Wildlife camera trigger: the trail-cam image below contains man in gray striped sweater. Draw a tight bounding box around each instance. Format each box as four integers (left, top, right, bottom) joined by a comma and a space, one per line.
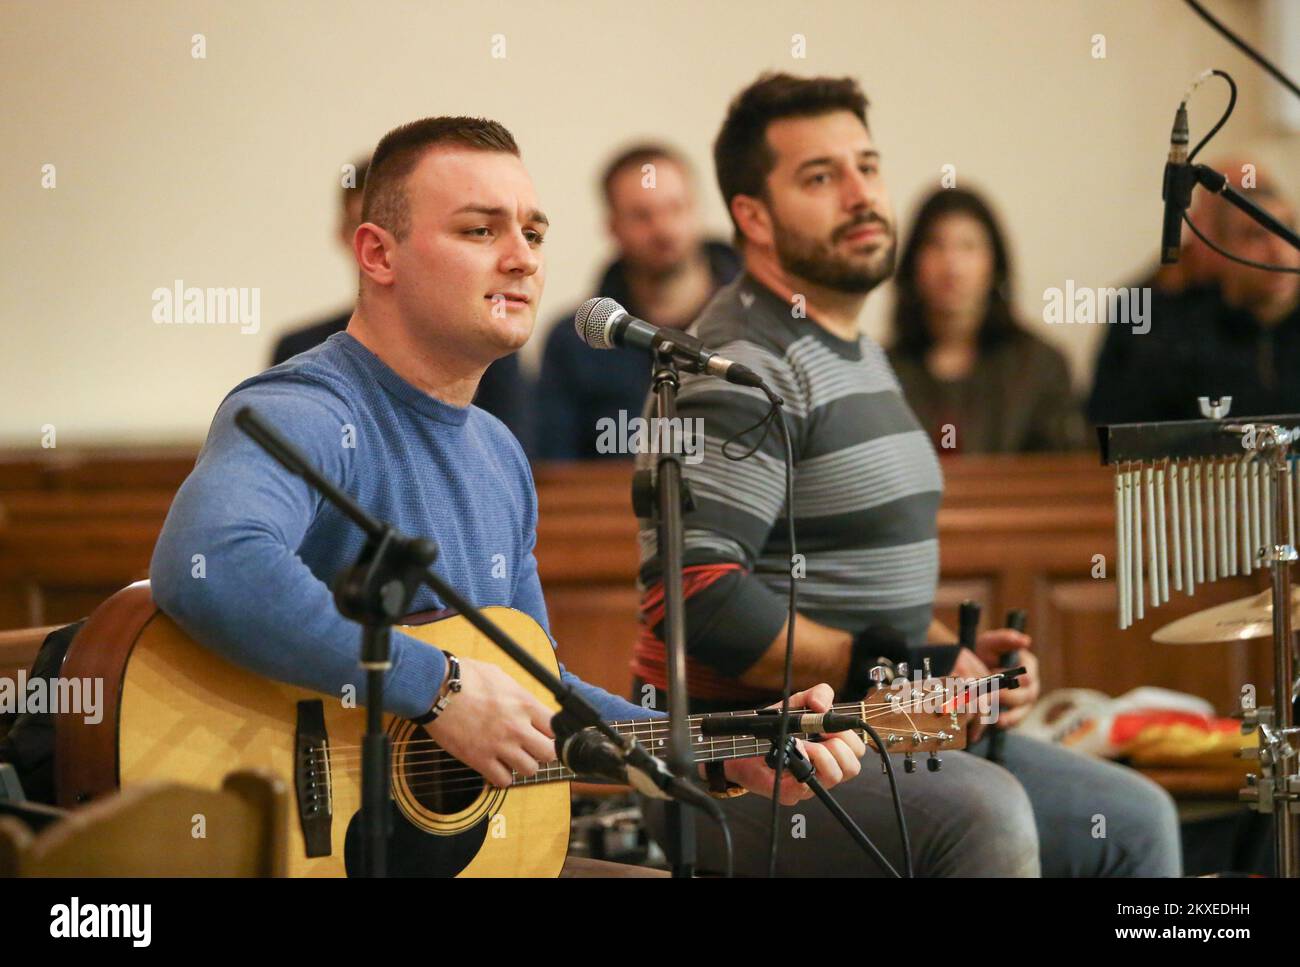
635, 72, 1180, 876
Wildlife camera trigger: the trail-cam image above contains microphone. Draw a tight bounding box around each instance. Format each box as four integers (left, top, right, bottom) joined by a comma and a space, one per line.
574, 297, 766, 389
699, 710, 866, 739
558, 728, 717, 812
558, 728, 637, 786
1160, 103, 1194, 264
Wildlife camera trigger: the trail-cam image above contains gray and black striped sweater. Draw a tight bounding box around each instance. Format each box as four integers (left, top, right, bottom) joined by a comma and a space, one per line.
633, 272, 944, 710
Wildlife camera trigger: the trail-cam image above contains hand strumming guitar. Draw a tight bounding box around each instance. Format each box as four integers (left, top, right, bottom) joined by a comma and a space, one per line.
425, 655, 557, 788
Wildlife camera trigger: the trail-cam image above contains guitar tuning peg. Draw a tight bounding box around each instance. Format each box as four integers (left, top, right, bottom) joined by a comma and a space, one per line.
903, 753, 916, 774
927, 751, 942, 773
870, 665, 889, 685
922, 657, 932, 679
897, 662, 909, 679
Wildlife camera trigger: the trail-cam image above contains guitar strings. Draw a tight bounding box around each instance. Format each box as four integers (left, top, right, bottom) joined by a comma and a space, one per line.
304, 711, 957, 798
375, 719, 955, 795
303, 692, 964, 768
388, 728, 962, 798
301, 693, 969, 798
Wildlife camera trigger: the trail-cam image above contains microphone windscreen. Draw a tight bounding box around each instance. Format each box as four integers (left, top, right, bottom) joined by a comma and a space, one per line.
573, 297, 624, 350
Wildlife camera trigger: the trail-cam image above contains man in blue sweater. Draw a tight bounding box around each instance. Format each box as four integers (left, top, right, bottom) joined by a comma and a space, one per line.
150, 116, 862, 816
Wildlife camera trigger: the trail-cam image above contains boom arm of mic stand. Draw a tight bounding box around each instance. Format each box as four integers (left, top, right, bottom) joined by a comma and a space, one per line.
1194, 165, 1300, 254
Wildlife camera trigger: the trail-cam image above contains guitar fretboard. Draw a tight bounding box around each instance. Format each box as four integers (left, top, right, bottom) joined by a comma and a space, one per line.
508, 697, 945, 787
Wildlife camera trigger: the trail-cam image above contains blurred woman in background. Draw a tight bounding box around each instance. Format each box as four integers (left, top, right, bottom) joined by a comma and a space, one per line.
887, 187, 1086, 454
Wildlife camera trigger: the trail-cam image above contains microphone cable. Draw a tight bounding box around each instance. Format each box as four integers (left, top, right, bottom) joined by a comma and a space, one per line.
721, 382, 798, 877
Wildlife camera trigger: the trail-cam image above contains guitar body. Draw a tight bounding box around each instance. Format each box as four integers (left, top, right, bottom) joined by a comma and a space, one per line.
69, 585, 568, 877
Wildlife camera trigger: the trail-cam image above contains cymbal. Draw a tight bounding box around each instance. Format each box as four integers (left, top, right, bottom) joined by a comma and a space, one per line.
1152, 588, 1300, 644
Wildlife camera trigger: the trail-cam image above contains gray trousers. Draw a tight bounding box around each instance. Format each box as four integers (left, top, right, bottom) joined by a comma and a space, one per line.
644, 732, 1182, 876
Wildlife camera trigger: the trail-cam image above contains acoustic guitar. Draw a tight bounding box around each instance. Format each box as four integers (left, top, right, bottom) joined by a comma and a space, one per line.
56, 582, 969, 877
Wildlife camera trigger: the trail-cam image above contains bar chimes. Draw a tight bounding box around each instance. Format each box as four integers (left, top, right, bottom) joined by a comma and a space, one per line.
1101, 412, 1300, 630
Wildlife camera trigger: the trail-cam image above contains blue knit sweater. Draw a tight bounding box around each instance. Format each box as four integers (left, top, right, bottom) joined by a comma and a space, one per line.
151, 331, 657, 722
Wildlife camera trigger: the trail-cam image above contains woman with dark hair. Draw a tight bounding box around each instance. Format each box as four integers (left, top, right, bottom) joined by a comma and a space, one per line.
887, 187, 1086, 454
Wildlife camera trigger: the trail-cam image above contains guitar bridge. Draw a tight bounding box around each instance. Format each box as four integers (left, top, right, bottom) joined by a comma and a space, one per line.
294, 700, 333, 858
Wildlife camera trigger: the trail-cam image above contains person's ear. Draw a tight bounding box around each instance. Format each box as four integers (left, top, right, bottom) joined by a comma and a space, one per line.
353, 222, 397, 288
731, 194, 773, 249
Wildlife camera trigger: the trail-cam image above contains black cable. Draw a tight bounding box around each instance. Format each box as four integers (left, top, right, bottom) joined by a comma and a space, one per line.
1173, 66, 1298, 275
722, 387, 798, 877
697, 795, 734, 878
1184, 211, 1300, 275
804, 772, 899, 877
1183, 0, 1300, 103
859, 719, 913, 878
1187, 69, 1236, 162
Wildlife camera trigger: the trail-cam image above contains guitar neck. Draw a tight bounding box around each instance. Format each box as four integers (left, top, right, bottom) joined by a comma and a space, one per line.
513, 700, 872, 788
607, 701, 875, 765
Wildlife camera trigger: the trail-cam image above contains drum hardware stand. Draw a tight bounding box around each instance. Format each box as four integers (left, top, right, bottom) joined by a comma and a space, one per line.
1225, 417, 1300, 878
1100, 403, 1300, 876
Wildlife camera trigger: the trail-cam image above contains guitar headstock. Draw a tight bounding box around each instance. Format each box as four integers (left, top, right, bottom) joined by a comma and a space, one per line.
852, 676, 982, 755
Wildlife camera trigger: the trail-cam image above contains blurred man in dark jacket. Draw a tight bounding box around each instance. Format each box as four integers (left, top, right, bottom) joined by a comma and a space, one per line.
1087, 164, 1299, 425
535, 144, 739, 460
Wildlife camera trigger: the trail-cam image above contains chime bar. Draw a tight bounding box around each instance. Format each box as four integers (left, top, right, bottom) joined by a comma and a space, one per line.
1097, 414, 1300, 464
1102, 416, 1300, 632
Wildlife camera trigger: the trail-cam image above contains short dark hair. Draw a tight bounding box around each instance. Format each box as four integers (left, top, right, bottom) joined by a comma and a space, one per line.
713, 72, 870, 245
600, 143, 690, 207
890, 187, 1019, 358
361, 116, 520, 240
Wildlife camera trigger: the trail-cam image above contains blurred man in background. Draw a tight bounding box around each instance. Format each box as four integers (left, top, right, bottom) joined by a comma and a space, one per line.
1087, 162, 1300, 424
534, 144, 739, 459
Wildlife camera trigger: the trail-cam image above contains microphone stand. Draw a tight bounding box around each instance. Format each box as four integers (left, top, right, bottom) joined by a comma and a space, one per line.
764, 735, 900, 877
643, 344, 698, 878
233, 405, 700, 876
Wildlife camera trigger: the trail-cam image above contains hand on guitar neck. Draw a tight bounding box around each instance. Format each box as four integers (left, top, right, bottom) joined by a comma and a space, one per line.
429, 658, 865, 802
716, 683, 866, 805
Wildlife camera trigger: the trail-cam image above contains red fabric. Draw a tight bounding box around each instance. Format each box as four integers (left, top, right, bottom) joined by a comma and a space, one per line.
1108, 710, 1240, 745
632, 564, 775, 703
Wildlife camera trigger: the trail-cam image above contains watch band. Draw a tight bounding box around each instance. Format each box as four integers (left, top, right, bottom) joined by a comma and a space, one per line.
412, 651, 461, 725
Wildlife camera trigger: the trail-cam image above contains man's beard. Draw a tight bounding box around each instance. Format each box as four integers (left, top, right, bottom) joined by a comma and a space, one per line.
632, 245, 694, 284
772, 214, 896, 294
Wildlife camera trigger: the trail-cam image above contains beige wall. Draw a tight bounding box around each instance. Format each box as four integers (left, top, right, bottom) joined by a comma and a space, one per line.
2, 0, 1294, 447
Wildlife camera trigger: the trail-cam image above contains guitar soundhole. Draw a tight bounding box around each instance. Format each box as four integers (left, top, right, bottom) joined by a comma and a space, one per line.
405, 726, 483, 815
